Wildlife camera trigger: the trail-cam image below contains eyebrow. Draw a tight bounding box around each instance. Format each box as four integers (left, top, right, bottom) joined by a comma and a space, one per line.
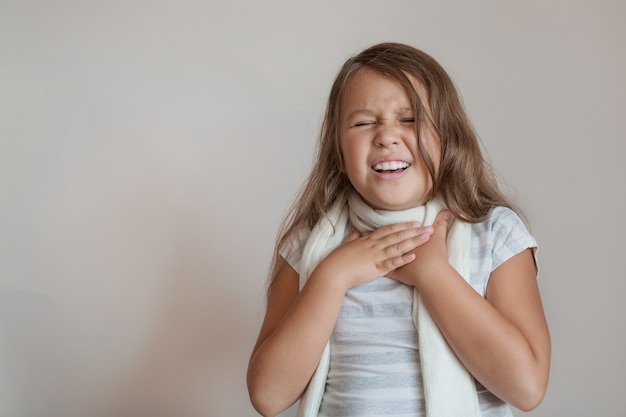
345, 107, 413, 119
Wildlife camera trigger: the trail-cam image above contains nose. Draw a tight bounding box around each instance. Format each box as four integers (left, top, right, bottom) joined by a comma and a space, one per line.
374, 125, 400, 148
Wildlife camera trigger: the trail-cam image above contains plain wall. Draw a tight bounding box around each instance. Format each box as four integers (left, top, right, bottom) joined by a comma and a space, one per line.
1, 1, 625, 416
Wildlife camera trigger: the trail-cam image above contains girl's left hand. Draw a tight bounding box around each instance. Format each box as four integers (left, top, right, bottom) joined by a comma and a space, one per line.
389, 209, 550, 411
388, 210, 452, 287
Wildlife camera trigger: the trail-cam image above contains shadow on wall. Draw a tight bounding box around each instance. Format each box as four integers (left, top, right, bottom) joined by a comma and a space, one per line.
113, 236, 251, 417
2, 223, 253, 417
0, 136, 257, 417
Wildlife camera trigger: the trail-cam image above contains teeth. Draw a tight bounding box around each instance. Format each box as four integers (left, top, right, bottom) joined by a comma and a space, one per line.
373, 161, 409, 171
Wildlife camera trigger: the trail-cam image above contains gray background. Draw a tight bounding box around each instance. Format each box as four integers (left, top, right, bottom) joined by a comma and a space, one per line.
1, 1, 624, 416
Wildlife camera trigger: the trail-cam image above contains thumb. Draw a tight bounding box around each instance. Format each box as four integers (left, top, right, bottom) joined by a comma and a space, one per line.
433, 210, 453, 236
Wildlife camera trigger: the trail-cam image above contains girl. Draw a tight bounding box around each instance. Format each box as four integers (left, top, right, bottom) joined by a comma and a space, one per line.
247, 43, 550, 417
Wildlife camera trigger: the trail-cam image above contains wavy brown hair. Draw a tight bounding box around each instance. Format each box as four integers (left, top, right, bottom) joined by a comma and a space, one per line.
269, 42, 513, 288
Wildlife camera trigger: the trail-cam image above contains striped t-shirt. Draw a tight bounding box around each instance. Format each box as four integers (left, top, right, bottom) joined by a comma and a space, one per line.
281, 206, 537, 417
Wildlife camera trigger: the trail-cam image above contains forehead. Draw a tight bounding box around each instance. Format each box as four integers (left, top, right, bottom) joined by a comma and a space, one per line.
341, 68, 428, 113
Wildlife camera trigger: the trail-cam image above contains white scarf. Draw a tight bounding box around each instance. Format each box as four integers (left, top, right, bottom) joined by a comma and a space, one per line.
296, 191, 482, 417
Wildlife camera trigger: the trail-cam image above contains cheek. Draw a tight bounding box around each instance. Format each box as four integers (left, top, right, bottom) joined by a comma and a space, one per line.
419, 164, 433, 187
420, 129, 442, 174
339, 137, 358, 170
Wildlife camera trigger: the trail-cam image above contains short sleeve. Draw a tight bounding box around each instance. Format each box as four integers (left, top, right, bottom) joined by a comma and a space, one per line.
469, 206, 539, 295
487, 206, 538, 271
278, 226, 311, 275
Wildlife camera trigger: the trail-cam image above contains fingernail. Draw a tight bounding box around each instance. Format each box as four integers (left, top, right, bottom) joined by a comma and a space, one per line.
442, 211, 451, 220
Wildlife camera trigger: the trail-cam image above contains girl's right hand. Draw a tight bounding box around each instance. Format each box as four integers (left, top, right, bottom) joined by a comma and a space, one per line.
248, 221, 432, 417
312, 221, 434, 289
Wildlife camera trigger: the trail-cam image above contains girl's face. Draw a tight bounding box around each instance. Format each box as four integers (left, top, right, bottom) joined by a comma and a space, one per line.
339, 68, 440, 211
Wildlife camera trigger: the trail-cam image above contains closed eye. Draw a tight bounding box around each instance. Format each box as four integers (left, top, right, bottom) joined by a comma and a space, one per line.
400, 118, 415, 123
353, 121, 376, 127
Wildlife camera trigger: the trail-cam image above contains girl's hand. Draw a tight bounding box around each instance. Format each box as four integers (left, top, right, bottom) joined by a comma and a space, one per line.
312, 221, 434, 290
249, 221, 434, 416
388, 210, 452, 287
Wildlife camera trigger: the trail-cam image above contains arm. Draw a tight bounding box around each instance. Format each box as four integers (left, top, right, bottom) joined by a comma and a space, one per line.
390, 212, 550, 411
247, 222, 433, 417
246, 258, 346, 417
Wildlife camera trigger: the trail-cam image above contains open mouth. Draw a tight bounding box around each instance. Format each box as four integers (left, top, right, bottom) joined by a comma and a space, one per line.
372, 161, 410, 173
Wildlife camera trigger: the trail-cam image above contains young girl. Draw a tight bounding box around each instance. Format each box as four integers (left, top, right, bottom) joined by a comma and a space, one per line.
247, 43, 550, 417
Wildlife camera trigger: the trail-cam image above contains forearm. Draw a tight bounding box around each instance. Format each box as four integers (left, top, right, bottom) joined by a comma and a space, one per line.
414, 259, 550, 411
247, 267, 348, 416
247, 220, 450, 416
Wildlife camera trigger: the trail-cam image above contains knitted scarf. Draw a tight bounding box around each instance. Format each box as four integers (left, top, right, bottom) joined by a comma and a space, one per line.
296, 191, 482, 417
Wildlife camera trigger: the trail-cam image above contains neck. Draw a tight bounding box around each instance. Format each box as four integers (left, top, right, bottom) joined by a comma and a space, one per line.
348, 191, 442, 233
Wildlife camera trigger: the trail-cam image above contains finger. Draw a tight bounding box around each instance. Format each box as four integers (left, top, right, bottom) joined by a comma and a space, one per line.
377, 223, 432, 245
370, 221, 422, 239
344, 228, 361, 243
378, 251, 416, 273
382, 227, 433, 255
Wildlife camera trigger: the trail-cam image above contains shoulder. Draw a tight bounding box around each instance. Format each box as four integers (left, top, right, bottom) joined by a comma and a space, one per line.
471, 206, 537, 272
278, 225, 311, 275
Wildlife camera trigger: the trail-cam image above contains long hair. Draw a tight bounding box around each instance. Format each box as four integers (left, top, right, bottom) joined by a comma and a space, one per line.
268, 42, 512, 289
